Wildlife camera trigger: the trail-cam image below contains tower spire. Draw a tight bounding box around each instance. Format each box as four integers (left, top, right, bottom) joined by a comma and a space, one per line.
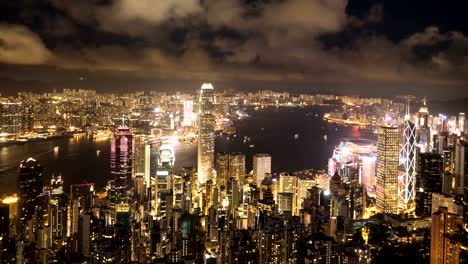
121, 113, 126, 127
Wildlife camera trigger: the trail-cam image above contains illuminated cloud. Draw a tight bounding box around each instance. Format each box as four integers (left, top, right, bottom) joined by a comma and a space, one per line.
0, 24, 52, 65
0, 1, 467, 97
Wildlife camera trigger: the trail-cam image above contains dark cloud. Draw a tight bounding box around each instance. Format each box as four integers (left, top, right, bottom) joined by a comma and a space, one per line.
0, 0, 467, 98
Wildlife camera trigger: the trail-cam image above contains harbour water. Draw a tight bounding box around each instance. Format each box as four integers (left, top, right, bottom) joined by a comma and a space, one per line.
0, 106, 373, 194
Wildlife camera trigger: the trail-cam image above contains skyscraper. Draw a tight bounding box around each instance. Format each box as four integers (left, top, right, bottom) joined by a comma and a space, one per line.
215, 153, 230, 189
415, 153, 443, 217
229, 153, 245, 185
110, 116, 133, 203
216, 152, 246, 189
198, 83, 215, 184
398, 103, 417, 208
430, 207, 462, 264
17, 158, 43, 238
417, 99, 431, 153
454, 141, 467, 195
376, 126, 400, 214
253, 154, 272, 186
458, 112, 465, 134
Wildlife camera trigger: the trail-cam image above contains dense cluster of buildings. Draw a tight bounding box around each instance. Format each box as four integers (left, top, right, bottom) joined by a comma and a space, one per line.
0, 85, 467, 263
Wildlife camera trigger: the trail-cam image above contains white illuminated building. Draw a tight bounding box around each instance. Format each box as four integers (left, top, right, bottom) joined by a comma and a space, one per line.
197, 83, 215, 184
253, 153, 272, 186
398, 103, 417, 208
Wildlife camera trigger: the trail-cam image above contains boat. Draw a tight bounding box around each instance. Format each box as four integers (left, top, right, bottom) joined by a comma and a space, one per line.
53, 146, 59, 152
96, 149, 101, 156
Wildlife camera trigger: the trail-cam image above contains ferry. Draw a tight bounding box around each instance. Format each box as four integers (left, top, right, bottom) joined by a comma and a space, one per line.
53, 146, 59, 153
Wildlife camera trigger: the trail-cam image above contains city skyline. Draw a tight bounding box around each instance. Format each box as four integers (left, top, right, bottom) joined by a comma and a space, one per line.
1, 1, 468, 263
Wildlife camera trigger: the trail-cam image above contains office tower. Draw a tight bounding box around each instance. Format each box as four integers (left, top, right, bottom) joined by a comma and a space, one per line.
279, 174, 299, 215
216, 152, 230, 189
458, 112, 465, 134
454, 141, 467, 195
49, 175, 68, 241
430, 207, 462, 264
17, 158, 43, 239
417, 99, 431, 153
198, 83, 215, 184
376, 126, 400, 214
150, 143, 175, 239
0, 102, 23, 134
110, 116, 133, 203
415, 153, 443, 217
216, 152, 246, 189
133, 135, 151, 200
69, 183, 94, 236
229, 153, 246, 185
253, 153, 272, 186
398, 103, 417, 208
442, 150, 455, 194
278, 193, 293, 215
79, 214, 91, 257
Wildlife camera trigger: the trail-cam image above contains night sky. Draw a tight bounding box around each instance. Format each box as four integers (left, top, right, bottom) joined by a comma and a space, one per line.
0, 0, 467, 98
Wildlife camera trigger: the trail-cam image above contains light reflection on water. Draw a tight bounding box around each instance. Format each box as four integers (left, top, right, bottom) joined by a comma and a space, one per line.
0, 106, 372, 194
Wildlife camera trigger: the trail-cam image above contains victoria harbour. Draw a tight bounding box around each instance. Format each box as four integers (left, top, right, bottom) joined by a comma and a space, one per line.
0, 106, 367, 194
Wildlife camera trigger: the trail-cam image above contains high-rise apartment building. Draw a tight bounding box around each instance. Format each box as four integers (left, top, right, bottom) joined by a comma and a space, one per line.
430, 207, 462, 264
253, 154, 272, 186
376, 126, 400, 214
0, 102, 25, 134
198, 83, 215, 184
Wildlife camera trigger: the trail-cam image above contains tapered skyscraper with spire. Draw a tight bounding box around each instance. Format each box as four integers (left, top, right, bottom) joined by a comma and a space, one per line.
399, 100, 417, 210
198, 83, 215, 184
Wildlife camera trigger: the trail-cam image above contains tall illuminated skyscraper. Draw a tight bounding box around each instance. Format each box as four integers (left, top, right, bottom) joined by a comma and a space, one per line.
197, 83, 215, 184
215, 152, 245, 189
253, 153, 272, 186
229, 153, 245, 185
454, 141, 467, 195
417, 99, 431, 153
110, 116, 133, 203
458, 112, 465, 134
376, 126, 400, 214
17, 158, 43, 238
398, 103, 417, 208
